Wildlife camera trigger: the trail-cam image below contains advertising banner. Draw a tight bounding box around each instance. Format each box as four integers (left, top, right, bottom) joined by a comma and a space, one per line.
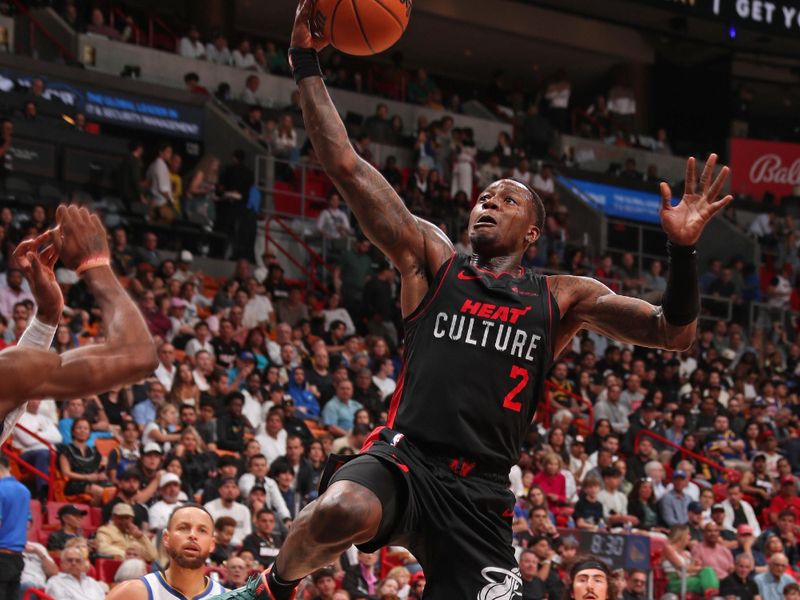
729, 137, 800, 199
0, 69, 203, 140
559, 177, 665, 224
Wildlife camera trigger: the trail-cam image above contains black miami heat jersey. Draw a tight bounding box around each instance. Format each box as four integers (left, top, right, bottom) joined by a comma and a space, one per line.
387, 253, 559, 473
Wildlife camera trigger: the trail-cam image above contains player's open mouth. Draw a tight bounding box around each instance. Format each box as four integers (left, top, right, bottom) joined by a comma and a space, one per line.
183, 545, 200, 554
474, 215, 497, 227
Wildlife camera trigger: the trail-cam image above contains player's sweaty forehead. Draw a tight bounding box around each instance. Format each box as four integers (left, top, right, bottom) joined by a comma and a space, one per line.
481, 179, 532, 203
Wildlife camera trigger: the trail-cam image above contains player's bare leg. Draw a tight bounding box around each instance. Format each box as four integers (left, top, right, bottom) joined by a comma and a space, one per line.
213, 481, 382, 600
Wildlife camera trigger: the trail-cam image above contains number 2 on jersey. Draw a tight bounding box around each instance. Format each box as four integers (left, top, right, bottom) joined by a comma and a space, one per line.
503, 365, 529, 412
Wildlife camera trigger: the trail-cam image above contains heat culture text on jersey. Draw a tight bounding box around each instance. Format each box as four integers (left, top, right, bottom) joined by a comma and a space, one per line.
433, 299, 542, 362
387, 254, 559, 472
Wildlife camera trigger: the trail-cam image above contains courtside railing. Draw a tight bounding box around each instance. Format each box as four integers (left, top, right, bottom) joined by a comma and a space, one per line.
634, 429, 738, 481
2, 422, 57, 502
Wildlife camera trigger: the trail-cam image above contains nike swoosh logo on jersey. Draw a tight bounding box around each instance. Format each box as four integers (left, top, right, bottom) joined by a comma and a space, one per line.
457, 270, 482, 280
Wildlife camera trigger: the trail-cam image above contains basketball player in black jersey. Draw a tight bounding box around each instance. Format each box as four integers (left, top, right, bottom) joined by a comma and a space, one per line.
213, 2, 732, 599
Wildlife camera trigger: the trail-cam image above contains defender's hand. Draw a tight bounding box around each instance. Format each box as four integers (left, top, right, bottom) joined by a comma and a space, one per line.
13, 231, 63, 326
52, 205, 111, 271
659, 153, 733, 246
291, 0, 330, 52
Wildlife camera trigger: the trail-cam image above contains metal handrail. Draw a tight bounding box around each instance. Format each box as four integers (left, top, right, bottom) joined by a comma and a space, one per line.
10, 0, 77, 62
634, 429, 737, 480
265, 214, 334, 293
3, 422, 58, 501
149, 14, 177, 50
541, 380, 594, 432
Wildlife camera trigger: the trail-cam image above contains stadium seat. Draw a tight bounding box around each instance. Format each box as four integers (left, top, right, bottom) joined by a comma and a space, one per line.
89, 507, 103, 528
273, 181, 301, 216
96, 558, 123, 584
94, 438, 119, 458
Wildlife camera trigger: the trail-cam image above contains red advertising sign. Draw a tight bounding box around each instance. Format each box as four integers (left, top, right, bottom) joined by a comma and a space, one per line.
730, 138, 800, 199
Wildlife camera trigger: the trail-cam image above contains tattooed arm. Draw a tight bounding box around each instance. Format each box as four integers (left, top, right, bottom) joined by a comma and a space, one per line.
292, 1, 453, 316
549, 275, 696, 357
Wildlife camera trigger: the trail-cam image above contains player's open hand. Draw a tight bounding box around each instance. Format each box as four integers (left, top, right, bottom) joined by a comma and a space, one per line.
52, 205, 111, 271
659, 153, 733, 246
13, 230, 63, 325
291, 0, 330, 52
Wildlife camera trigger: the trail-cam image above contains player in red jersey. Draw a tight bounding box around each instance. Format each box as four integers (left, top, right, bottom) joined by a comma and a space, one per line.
213, 2, 732, 599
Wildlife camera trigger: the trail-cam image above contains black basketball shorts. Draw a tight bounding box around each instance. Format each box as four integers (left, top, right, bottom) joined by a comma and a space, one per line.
320, 426, 522, 600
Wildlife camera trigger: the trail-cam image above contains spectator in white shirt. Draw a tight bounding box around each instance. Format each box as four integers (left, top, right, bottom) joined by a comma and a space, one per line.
233, 39, 257, 70
317, 192, 353, 241
206, 31, 232, 65
15, 399, 62, 497
0, 268, 34, 321
238, 454, 292, 522
146, 142, 173, 208
178, 25, 205, 60
185, 321, 215, 362
242, 278, 275, 330
511, 158, 532, 187
45, 546, 106, 600
154, 342, 177, 392
204, 478, 252, 545
147, 473, 185, 532
241, 74, 261, 105
372, 358, 396, 400
256, 406, 288, 465
21, 529, 58, 595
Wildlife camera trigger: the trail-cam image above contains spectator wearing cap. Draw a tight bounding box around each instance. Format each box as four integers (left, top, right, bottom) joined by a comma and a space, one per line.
770, 475, 800, 523
242, 508, 282, 568
44, 545, 105, 600
692, 521, 735, 581
409, 571, 425, 599
687, 501, 705, 542
310, 567, 337, 600
660, 469, 693, 527
135, 442, 166, 504
102, 468, 150, 527
216, 391, 250, 453
723, 482, 762, 536
47, 504, 86, 553
733, 524, 768, 573
228, 351, 258, 393
710, 503, 739, 550
568, 435, 589, 482
282, 396, 315, 443
755, 552, 794, 600
173, 250, 196, 283
257, 406, 288, 465
95, 503, 157, 561
668, 460, 701, 501
720, 552, 760, 600
147, 472, 186, 532
204, 477, 252, 545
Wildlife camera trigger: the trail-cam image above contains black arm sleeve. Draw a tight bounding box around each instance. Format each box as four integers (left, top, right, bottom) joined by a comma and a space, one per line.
661, 242, 700, 326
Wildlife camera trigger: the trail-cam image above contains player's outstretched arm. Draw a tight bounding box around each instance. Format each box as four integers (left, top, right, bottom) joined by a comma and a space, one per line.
0, 206, 157, 403
550, 154, 732, 355
290, 0, 453, 297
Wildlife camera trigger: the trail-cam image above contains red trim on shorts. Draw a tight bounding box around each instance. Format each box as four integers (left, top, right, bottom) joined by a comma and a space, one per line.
407, 254, 456, 323
386, 365, 406, 428
360, 425, 385, 453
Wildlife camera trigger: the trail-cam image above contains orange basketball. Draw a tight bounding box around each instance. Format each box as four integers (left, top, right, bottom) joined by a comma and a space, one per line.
314, 0, 411, 56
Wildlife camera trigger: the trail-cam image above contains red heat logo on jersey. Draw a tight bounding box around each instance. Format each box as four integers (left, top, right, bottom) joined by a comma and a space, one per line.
460, 299, 532, 324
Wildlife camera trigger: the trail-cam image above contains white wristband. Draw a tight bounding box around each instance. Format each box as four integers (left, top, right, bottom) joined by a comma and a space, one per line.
17, 316, 58, 349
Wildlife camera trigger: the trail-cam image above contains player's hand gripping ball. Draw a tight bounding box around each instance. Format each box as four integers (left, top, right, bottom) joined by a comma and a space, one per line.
313, 0, 411, 55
